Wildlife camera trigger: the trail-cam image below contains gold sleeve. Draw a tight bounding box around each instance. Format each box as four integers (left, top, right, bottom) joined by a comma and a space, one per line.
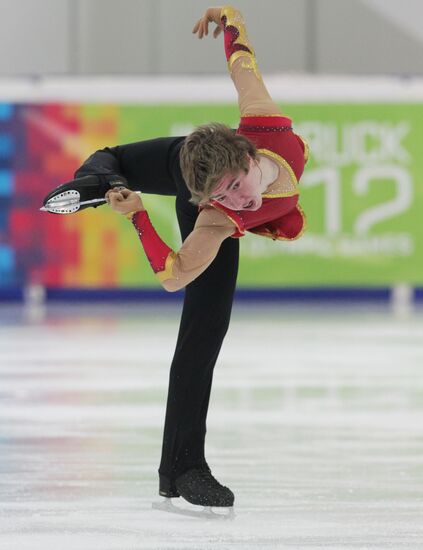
220, 6, 283, 117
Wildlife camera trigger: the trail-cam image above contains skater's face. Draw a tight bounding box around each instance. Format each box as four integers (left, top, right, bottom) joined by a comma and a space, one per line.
210, 156, 263, 211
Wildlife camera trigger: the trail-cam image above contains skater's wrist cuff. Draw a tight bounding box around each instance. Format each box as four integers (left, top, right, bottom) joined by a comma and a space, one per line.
221, 6, 255, 66
129, 210, 175, 279
125, 209, 144, 220
155, 251, 177, 283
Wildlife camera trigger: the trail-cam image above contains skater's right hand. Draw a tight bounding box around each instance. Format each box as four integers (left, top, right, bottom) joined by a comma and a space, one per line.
106, 188, 145, 215
192, 7, 224, 39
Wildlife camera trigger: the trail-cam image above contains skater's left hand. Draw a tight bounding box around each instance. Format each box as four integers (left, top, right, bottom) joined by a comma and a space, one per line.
106, 188, 145, 215
192, 7, 224, 39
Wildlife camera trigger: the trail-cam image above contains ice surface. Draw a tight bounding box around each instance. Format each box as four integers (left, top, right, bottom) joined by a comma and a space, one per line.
0, 302, 422, 549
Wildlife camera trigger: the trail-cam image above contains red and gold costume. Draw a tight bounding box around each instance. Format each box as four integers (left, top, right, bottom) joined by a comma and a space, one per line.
129, 5, 308, 291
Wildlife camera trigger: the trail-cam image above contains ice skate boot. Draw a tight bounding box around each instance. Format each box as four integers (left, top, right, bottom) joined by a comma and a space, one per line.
158, 474, 180, 498
40, 174, 128, 214
152, 467, 235, 520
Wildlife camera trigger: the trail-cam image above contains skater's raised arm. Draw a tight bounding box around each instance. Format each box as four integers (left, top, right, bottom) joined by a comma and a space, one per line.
106, 189, 235, 292
193, 6, 283, 117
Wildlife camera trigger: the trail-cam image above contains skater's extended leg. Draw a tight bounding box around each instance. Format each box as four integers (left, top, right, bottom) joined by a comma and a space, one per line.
42, 136, 186, 213
75, 136, 186, 196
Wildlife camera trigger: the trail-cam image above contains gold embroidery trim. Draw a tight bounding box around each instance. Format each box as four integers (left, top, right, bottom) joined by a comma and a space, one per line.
209, 202, 245, 236
249, 205, 307, 241
156, 250, 177, 283
125, 210, 138, 220
257, 148, 299, 197
294, 204, 307, 240
229, 52, 263, 82
262, 190, 299, 199
249, 227, 277, 240
301, 137, 310, 163
125, 209, 146, 220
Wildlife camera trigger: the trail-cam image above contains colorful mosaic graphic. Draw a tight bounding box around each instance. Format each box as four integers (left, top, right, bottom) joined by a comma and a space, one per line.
1, 104, 120, 287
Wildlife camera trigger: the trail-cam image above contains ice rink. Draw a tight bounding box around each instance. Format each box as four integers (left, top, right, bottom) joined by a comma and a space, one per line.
1, 301, 422, 549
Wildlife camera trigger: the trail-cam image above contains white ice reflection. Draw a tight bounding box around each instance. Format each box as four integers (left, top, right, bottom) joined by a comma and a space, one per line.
0, 302, 422, 549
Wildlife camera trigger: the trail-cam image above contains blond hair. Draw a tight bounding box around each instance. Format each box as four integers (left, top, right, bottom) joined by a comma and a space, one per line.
180, 122, 257, 205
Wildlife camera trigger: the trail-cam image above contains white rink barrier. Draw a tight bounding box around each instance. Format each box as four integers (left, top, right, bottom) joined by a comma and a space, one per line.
1, 74, 423, 103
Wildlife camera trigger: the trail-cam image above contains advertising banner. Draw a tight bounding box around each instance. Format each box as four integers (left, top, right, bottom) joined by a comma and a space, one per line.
0, 102, 421, 288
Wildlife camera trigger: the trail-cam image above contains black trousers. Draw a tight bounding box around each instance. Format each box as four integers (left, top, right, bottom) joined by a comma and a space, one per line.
77, 137, 239, 482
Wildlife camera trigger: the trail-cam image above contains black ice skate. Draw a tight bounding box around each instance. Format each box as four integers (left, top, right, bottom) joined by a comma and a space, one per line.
152, 467, 235, 520
40, 174, 128, 214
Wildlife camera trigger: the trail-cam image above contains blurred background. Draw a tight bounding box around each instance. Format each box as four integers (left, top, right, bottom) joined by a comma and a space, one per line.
0, 0, 422, 307
2, 0, 423, 76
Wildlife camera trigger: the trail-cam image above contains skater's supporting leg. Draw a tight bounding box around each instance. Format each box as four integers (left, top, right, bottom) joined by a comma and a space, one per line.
158, 196, 239, 483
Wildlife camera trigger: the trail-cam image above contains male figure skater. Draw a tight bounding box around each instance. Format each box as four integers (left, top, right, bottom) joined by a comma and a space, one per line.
43, 5, 308, 516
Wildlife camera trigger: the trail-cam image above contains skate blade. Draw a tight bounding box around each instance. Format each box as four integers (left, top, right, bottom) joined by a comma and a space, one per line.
152, 498, 235, 521
41, 190, 106, 214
